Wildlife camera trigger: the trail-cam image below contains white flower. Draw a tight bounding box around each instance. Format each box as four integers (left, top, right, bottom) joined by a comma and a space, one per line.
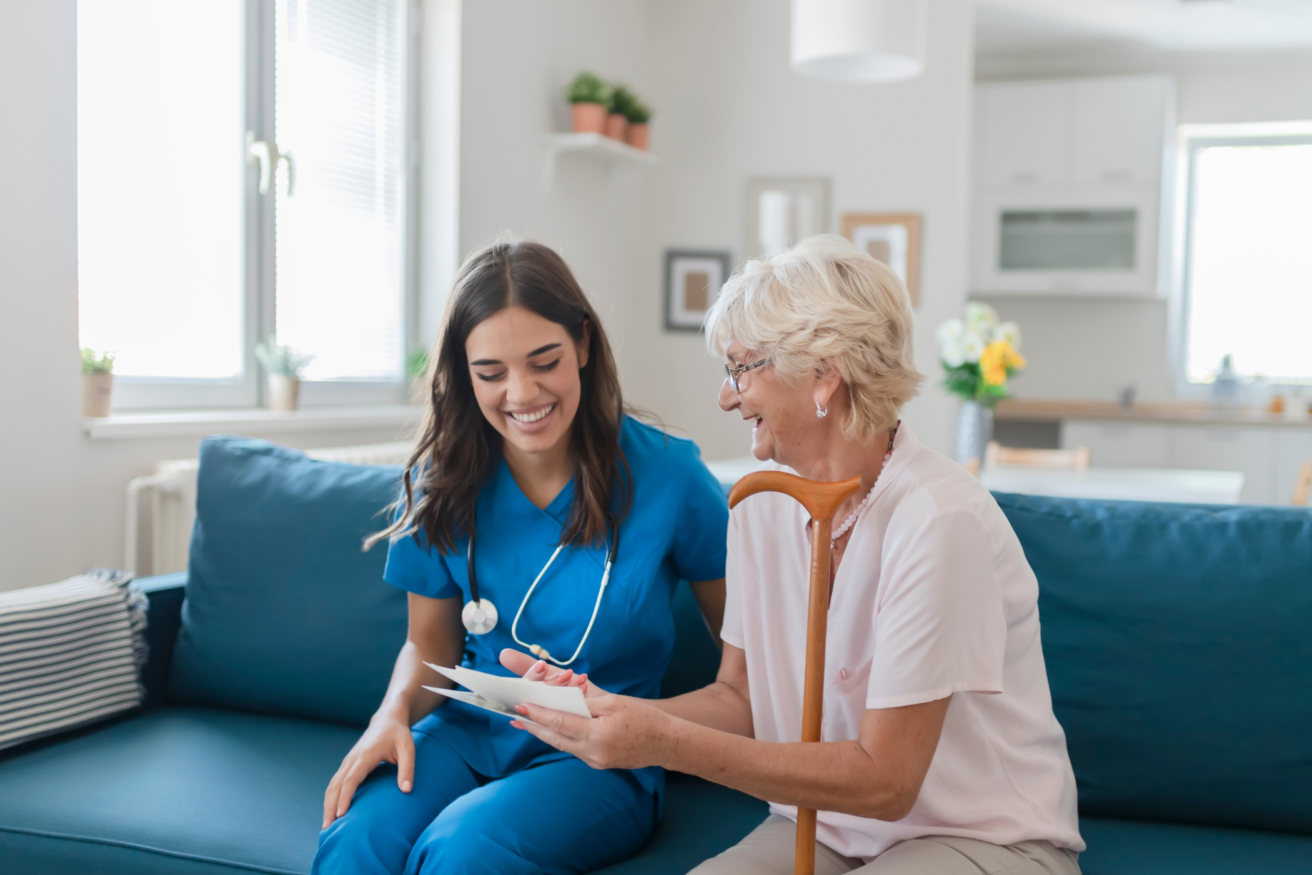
964, 302, 998, 332
993, 321, 1022, 348
961, 330, 987, 364
937, 319, 967, 367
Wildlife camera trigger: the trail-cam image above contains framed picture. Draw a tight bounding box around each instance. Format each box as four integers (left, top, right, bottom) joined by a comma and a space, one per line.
663, 249, 731, 332
745, 177, 831, 260
841, 212, 922, 308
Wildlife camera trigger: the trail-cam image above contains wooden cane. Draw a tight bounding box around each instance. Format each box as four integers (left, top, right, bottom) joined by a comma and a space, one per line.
728, 471, 862, 875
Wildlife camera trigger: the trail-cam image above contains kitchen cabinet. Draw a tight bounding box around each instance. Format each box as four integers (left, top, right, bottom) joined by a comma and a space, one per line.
1072, 77, 1171, 186
1276, 429, 1312, 505
979, 81, 1071, 188
971, 75, 1174, 298
1169, 425, 1278, 505
1061, 421, 1171, 468
1058, 418, 1310, 505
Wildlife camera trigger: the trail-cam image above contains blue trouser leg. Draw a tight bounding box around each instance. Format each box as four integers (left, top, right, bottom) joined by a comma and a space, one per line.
403, 756, 656, 875
313, 731, 481, 875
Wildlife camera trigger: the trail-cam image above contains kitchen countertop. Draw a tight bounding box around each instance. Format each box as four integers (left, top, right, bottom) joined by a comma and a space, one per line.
995, 398, 1312, 427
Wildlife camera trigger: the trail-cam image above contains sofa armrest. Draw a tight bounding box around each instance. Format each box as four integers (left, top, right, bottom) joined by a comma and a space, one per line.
136, 572, 187, 708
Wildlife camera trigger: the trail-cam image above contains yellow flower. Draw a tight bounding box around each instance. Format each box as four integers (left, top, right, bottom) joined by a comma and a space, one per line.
979, 340, 1024, 387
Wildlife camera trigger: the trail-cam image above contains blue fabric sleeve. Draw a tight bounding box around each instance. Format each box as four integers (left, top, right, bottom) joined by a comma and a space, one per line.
669, 446, 730, 583
383, 526, 461, 599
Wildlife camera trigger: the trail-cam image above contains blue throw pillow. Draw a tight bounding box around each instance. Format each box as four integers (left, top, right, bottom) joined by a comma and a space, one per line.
168, 437, 408, 726
995, 493, 1312, 834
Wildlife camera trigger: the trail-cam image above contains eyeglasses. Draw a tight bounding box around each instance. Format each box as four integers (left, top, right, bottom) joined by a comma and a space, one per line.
724, 357, 771, 394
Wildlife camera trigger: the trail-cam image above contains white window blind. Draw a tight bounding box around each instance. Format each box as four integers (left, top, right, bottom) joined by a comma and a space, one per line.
1183, 132, 1312, 384
275, 0, 407, 383
77, 1, 246, 381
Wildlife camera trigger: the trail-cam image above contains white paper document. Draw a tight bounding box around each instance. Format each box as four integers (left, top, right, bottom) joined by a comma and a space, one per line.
422, 663, 593, 724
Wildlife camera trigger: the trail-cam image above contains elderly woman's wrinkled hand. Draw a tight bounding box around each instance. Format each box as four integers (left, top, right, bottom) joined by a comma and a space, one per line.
510, 692, 679, 772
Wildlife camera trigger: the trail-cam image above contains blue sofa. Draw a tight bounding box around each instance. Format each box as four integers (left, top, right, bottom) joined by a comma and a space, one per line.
1, 436, 1310, 874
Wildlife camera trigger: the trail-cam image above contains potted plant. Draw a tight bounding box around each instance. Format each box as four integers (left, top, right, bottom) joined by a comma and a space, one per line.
605, 84, 633, 141
81, 348, 115, 417
937, 303, 1026, 464
407, 348, 430, 406
624, 97, 652, 150
564, 71, 609, 135
255, 335, 313, 412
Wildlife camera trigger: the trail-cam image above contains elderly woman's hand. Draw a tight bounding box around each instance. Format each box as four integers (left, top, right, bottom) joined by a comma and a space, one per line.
511, 692, 680, 772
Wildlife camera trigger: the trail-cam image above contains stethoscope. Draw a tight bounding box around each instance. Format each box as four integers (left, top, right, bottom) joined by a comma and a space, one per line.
461, 513, 619, 667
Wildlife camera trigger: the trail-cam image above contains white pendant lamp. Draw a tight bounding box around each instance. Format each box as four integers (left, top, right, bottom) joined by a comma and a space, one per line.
791, 0, 927, 82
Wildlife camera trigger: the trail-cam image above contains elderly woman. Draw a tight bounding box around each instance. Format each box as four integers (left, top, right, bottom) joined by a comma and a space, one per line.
501, 236, 1084, 874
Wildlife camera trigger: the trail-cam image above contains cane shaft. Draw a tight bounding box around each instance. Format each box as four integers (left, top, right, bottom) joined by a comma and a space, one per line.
794, 517, 832, 875
726, 471, 860, 875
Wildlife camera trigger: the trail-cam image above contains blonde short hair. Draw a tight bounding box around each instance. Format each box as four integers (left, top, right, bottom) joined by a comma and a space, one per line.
705, 235, 924, 442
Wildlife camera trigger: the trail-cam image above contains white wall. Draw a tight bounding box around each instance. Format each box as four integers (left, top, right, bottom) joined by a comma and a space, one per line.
629, 0, 976, 459
1, 0, 977, 592
973, 49, 1312, 403
0, 1, 409, 593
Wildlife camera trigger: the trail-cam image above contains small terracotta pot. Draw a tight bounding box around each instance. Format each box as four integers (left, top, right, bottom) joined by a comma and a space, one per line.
604, 113, 628, 141
268, 375, 301, 412
82, 372, 113, 417
625, 123, 649, 150
570, 103, 607, 134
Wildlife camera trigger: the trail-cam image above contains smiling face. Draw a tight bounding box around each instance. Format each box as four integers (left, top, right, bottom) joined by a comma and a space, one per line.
718, 341, 819, 467
465, 305, 590, 461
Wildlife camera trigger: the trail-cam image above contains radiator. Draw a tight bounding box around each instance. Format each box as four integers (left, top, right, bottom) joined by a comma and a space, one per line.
124, 441, 412, 577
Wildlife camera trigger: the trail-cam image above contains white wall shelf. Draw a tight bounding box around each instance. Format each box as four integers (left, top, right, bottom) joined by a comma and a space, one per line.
541, 133, 658, 191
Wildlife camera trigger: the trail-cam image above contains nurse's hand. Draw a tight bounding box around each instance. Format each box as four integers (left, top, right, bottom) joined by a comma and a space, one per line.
322, 716, 415, 829
499, 649, 606, 697
509, 693, 677, 772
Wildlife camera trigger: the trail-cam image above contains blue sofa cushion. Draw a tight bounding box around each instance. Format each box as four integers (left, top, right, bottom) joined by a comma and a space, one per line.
168, 437, 407, 726
996, 493, 1312, 834
0, 706, 357, 874
1078, 816, 1312, 875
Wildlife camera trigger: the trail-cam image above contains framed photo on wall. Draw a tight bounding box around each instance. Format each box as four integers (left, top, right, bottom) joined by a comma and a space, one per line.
745, 177, 831, 260
663, 249, 731, 332
841, 213, 922, 308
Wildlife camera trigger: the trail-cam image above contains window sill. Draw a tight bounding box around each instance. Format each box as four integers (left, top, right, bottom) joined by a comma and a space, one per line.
84, 405, 423, 441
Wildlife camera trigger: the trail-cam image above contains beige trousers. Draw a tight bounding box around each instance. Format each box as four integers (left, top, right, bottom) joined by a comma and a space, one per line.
689, 816, 1081, 875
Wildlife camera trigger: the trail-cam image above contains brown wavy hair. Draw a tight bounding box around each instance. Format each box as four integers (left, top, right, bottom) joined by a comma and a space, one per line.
367, 239, 631, 555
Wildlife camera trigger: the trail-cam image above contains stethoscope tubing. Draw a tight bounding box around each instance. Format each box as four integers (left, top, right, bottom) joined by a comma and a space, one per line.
465, 514, 618, 667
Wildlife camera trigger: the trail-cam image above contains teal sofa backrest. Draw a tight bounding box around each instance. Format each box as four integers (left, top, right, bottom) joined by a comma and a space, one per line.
168, 437, 721, 726
996, 492, 1312, 834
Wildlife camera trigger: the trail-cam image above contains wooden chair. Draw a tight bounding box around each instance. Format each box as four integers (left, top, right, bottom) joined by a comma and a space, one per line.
1292, 461, 1312, 506
984, 441, 1091, 471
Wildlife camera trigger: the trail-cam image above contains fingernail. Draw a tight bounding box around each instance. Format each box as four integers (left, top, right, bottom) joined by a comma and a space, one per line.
515, 704, 527, 713
402, 780, 412, 792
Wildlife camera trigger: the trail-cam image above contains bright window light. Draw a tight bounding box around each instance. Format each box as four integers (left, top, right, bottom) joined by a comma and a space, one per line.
1184, 132, 1312, 383
77, 1, 245, 380
274, 0, 406, 382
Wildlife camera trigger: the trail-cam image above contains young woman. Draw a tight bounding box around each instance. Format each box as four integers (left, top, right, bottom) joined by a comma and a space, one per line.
313, 239, 729, 875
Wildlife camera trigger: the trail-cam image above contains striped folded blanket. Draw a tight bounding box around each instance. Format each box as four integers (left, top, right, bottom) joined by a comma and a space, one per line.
0, 568, 147, 751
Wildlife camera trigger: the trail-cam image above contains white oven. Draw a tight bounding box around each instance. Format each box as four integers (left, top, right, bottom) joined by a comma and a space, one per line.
972, 186, 1165, 296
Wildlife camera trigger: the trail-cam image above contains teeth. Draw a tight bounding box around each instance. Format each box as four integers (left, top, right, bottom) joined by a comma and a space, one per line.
510, 404, 554, 424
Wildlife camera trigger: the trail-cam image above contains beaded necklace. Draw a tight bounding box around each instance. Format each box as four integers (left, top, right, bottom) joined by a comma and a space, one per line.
829, 422, 899, 550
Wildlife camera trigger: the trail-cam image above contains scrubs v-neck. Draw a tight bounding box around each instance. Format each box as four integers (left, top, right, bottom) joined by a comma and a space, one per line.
382, 416, 729, 799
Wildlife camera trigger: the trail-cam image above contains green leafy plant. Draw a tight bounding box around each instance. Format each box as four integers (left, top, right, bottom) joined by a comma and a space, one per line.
564, 71, 609, 106
406, 348, 430, 380
608, 84, 635, 117
81, 348, 115, 375
624, 97, 651, 125
254, 335, 313, 378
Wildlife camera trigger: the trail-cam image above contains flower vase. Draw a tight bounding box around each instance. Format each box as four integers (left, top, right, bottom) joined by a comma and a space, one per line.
955, 401, 993, 465
268, 375, 301, 412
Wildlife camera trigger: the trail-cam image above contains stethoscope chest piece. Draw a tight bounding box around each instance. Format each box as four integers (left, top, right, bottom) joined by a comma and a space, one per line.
462, 598, 498, 635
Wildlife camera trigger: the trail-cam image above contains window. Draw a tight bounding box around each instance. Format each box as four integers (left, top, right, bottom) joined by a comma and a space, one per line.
1178, 123, 1312, 386
77, 0, 413, 410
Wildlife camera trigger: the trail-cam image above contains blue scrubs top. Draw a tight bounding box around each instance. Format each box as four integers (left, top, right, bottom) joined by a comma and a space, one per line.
382, 416, 728, 799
